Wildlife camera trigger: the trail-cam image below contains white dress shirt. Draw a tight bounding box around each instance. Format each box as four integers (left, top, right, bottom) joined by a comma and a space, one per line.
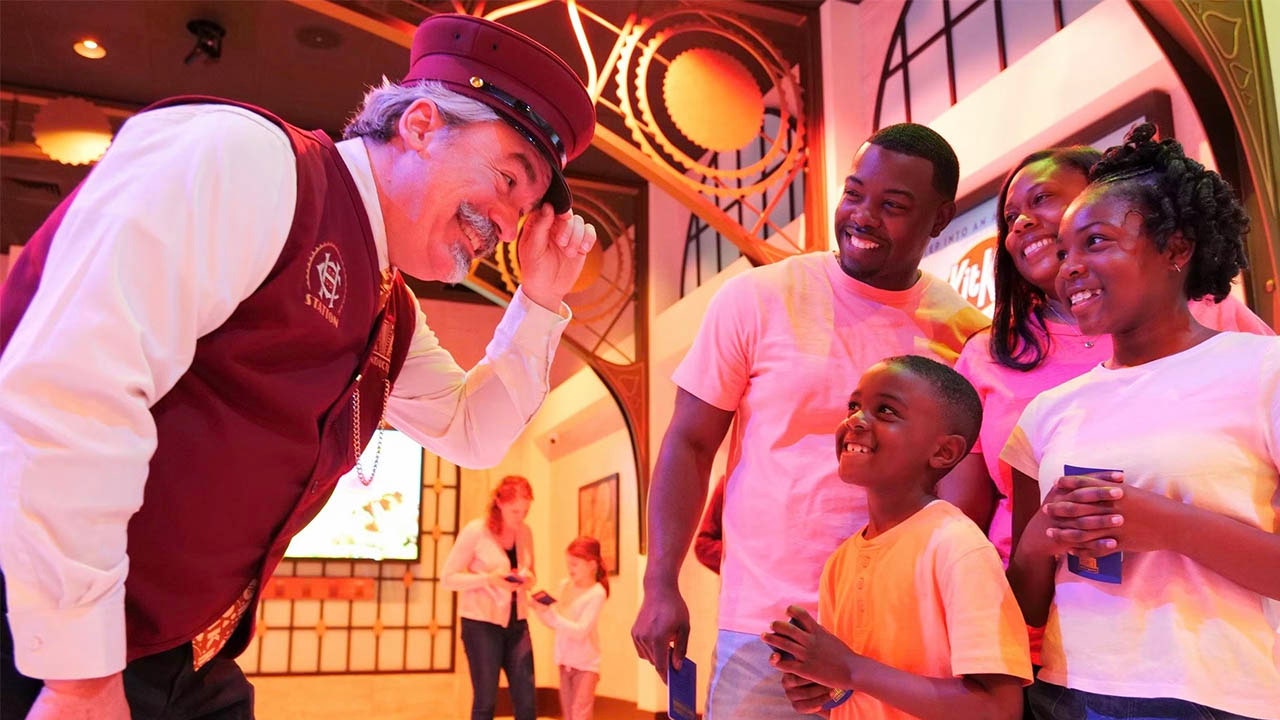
0, 104, 568, 680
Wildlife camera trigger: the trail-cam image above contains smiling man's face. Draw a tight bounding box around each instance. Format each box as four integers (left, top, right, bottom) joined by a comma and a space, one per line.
832, 143, 955, 291
383, 105, 552, 284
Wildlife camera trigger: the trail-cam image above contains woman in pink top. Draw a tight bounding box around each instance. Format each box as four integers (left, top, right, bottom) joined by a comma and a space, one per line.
532, 537, 610, 720
442, 475, 538, 720
953, 148, 1272, 567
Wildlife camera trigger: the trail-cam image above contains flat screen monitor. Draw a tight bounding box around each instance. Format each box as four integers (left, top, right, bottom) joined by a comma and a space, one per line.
285, 429, 423, 561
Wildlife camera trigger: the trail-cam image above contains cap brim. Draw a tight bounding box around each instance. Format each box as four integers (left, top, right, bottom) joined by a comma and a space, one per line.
545, 168, 572, 214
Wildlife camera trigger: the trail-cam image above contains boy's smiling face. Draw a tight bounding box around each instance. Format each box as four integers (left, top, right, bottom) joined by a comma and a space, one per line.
835, 362, 953, 490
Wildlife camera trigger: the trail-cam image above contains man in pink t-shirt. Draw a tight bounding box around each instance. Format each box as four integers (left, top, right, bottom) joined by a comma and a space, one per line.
631, 123, 990, 720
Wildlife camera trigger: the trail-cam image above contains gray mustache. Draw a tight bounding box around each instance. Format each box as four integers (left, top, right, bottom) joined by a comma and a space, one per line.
458, 202, 499, 254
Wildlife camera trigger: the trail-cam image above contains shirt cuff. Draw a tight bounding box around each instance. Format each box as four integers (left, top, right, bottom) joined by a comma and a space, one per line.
511, 285, 570, 325
7, 583, 127, 680
501, 287, 570, 354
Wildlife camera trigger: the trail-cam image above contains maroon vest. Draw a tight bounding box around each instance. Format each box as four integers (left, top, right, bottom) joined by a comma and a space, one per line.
0, 97, 419, 660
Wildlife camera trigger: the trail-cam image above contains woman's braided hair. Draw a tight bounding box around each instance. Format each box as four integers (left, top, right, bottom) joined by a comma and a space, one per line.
1088, 123, 1250, 302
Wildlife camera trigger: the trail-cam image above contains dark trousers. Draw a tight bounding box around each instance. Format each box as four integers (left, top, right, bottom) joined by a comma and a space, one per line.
460, 617, 536, 720
1, 573, 254, 720
1027, 680, 1262, 720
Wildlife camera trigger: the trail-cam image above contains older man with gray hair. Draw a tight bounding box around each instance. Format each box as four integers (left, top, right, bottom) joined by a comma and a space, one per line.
0, 14, 595, 720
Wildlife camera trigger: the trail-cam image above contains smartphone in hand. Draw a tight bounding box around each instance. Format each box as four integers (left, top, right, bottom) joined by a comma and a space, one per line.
667, 647, 697, 720
773, 616, 852, 711
504, 574, 524, 584
531, 590, 556, 605
774, 616, 803, 662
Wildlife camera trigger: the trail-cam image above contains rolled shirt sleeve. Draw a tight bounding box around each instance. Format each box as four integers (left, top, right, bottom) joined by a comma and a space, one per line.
385, 286, 568, 469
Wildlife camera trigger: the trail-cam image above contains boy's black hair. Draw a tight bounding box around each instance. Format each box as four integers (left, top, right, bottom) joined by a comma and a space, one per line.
881, 355, 982, 452
1088, 123, 1249, 302
990, 146, 1102, 372
867, 123, 960, 201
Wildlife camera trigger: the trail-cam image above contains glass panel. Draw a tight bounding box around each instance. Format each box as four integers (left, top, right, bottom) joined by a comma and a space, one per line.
406, 581, 432, 625
1061, 0, 1102, 25
438, 487, 457, 529
292, 599, 321, 626
421, 487, 437, 522
322, 598, 351, 626
433, 629, 454, 667
350, 597, 378, 625
257, 629, 290, 673
878, 69, 907, 128
378, 579, 408, 626
952, 1, 1000, 99
1002, 0, 1056, 67
290, 630, 319, 673
905, 0, 944, 53
406, 629, 432, 671
348, 629, 377, 672
319, 630, 349, 672
261, 598, 291, 626
377, 629, 405, 671
907, 39, 951, 124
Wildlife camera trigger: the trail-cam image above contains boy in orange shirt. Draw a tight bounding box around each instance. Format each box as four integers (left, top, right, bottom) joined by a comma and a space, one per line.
763, 355, 1031, 720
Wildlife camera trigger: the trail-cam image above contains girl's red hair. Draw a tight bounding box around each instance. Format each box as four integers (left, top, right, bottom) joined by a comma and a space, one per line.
567, 536, 609, 597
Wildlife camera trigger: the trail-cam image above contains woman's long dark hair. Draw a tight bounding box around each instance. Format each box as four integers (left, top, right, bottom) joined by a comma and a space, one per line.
990, 146, 1101, 371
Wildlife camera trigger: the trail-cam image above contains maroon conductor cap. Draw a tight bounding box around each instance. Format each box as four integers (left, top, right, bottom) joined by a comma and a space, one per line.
403, 14, 596, 213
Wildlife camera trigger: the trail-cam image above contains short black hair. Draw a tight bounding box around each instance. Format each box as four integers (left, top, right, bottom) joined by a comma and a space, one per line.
1088, 123, 1249, 302
867, 123, 960, 201
881, 355, 982, 451
991, 146, 1102, 371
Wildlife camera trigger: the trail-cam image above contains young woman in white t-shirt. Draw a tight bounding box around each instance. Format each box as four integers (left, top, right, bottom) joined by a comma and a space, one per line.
532, 536, 609, 720
1003, 123, 1279, 720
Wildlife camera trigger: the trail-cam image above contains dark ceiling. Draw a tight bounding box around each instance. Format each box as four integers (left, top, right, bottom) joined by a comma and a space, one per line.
1, 0, 821, 254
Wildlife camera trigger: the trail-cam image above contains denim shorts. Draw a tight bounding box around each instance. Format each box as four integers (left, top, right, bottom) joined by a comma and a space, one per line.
1027, 680, 1262, 720
707, 629, 815, 720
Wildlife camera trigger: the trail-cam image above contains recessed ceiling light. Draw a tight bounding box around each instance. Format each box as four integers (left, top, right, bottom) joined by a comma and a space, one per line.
295, 25, 341, 51
73, 39, 106, 60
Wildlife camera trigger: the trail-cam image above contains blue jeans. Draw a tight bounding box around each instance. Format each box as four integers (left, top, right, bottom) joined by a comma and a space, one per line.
708, 629, 818, 720
1027, 680, 1262, 720
460, 617, 536, 720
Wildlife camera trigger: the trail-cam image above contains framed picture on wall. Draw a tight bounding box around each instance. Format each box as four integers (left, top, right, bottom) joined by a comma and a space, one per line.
578, 473, 620, 575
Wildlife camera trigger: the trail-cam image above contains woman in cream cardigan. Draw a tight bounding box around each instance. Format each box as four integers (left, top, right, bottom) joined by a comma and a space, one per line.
443, 475, 537, 720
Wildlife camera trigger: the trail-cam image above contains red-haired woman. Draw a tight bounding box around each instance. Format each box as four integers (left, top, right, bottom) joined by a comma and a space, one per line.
532, 536, 610, 720
442, 475, 537, 720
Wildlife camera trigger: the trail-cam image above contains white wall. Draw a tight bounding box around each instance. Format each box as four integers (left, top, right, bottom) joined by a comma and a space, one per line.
931, 0, 1211, 198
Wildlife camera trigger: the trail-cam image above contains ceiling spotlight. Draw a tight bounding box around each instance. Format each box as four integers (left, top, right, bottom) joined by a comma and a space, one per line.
295, 25, 342, 51
184, 19, 226, 65
73, 38, 107, 60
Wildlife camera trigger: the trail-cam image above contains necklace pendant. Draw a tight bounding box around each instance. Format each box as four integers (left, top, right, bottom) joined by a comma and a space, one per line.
1084, 340, 1095, 348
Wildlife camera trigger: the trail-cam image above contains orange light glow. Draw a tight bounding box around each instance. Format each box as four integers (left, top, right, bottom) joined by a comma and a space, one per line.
73, 38, 106, 60
663, 48, 764, 152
